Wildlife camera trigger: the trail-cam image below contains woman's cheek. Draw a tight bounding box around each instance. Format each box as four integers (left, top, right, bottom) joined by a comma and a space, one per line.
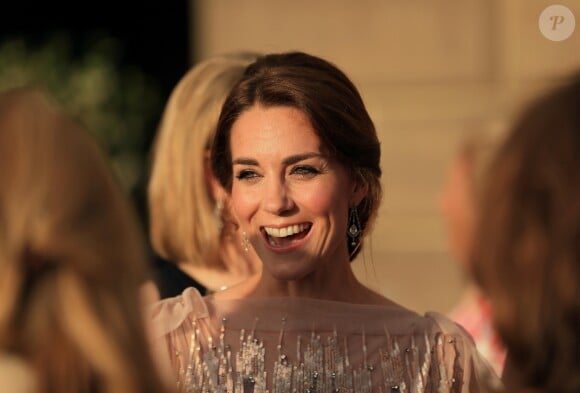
232, 186, 260, 221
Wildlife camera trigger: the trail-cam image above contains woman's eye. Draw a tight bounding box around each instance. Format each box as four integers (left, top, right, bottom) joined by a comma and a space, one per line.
291, 165, 320, 177
235, 169, 260, 181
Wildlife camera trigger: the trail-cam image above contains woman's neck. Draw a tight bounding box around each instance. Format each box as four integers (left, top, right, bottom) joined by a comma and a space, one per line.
214, 257, 394, 306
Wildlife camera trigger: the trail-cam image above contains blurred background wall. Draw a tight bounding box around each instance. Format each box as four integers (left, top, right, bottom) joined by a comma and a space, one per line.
191, 0, 580, 313
2, 1, 579, 314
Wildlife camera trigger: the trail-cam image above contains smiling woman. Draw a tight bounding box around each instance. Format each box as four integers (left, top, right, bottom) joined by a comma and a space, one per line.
228, 105, 361, 285
150, 52, 501, 392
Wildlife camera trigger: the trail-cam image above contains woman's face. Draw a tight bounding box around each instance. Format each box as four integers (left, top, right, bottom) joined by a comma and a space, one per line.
229, 104, 362, 280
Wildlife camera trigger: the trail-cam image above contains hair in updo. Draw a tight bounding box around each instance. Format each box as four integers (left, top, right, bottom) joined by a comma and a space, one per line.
211, 51, 382, 260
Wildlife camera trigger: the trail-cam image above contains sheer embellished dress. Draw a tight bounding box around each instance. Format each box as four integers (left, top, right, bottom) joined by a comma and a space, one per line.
150, 288, 500, 393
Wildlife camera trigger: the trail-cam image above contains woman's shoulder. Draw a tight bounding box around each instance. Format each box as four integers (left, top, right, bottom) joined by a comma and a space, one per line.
424, 311, 504, 391
424, 311, 476, 338
148, 286, 209, 338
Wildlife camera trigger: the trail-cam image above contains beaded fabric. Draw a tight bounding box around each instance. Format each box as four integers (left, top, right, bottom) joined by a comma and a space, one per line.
150, 288, 500, 393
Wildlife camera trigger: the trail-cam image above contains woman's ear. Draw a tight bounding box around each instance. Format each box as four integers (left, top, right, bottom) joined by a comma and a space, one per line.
350, 173, 368, 206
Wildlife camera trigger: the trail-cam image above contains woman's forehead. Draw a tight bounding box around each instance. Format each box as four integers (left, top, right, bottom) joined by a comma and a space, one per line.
230, 105, 323, 155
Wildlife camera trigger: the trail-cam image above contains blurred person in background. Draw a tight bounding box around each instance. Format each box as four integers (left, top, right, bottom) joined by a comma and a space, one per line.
439, 123, 507, 375
473, 74, 580, 393
0, 88, 171, 393
145, 53, 261, 300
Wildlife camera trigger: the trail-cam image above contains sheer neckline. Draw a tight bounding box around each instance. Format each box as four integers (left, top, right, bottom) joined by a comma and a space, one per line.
207, 291, 411, 310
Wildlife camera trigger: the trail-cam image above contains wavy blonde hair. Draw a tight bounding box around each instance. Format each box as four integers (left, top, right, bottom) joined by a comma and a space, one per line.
0, 88, 169, 393
148, 53, 257, 268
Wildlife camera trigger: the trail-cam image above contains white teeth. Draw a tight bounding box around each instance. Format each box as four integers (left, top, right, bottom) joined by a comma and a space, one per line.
264, 224, 309, 238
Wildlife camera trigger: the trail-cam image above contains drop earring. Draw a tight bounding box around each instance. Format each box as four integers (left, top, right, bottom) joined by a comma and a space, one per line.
241, 231, 250, 253
347, 205, 361, 256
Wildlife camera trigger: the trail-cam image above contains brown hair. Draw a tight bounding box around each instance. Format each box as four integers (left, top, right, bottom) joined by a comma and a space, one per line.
211, 52, 382, 260
473, 75, 580, 393
148, 53, 258, 268
0, 88, 170, 393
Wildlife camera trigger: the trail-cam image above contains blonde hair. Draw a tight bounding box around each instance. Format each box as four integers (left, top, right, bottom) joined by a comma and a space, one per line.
148, 53, 257, 268
0, 88, 169, 393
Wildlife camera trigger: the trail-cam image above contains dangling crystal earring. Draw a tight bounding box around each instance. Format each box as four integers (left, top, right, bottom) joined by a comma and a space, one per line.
347, 206, 361, 255
214, 199, 224, 232
241, 231, 250, 253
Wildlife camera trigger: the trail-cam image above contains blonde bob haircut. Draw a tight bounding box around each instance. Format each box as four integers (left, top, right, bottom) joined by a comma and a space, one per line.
148, 53, 257, 268
0, 88, 169, 393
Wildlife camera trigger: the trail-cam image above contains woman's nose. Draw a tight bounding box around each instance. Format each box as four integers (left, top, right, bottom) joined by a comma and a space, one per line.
262, 177, 295, 215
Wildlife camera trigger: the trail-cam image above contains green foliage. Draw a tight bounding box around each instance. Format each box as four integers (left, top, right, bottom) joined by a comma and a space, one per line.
0, 33, 162, 192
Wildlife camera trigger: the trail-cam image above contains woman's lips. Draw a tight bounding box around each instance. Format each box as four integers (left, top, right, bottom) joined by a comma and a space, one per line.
262, 223, 312, 249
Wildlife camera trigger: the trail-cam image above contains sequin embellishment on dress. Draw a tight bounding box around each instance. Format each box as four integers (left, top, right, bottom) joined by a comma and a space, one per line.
166, 316, 465, 393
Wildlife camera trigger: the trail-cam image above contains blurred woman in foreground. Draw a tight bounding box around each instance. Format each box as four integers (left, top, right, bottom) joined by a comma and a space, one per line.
0, 88, 170, 393
473, 74, 580, 393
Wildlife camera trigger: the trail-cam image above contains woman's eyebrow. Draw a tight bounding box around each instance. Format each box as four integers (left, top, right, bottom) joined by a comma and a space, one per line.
232, 157, 259, 166
282, 152, 323, 166
232, 153, 323, 167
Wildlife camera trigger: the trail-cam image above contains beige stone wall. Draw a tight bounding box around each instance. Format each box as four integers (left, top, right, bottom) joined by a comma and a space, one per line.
190, 0, 580, 313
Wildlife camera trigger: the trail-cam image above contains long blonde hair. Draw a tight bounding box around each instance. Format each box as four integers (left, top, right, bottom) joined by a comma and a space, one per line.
148, 53, 257, 269
0, 88, 170, 393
